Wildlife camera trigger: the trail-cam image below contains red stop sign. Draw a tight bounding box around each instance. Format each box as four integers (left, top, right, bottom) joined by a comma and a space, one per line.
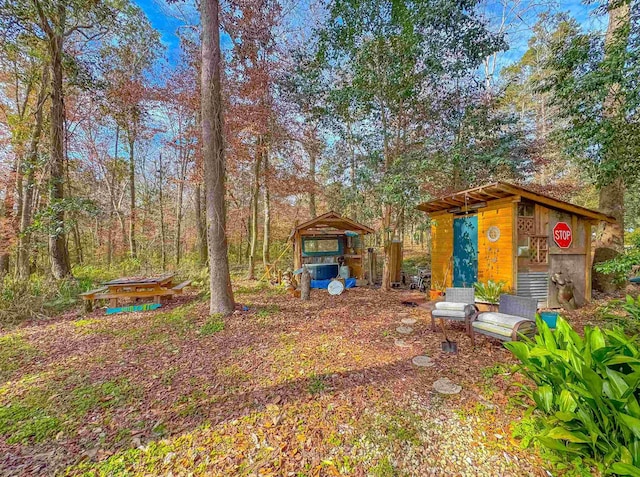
553, 222, 572, 248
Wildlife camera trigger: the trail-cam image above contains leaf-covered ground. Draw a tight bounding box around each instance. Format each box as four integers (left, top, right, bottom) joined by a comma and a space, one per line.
1, 284, 569, 476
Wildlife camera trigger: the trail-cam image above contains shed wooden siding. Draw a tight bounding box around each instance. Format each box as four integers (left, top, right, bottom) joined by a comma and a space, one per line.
477, 201, 514, 289
431, 213, 453, 288
545, 208, 590, 307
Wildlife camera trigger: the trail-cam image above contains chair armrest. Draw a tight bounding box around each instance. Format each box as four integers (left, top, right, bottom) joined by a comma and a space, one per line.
464, 304, 478, 316
511, 319, 537, 341
468, 306, 481, 323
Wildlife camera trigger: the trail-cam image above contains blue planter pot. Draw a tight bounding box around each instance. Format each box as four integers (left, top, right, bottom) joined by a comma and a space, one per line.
539, 311, 558, 329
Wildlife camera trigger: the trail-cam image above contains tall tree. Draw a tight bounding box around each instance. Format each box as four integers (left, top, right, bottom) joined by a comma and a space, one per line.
17, 66, 49, 279
315, 0, 502, 290
541, 1, 638, 290
2, 0, 154, 278
32, 0, 73, 278
102, 11, 161, 259
201, 0, 235, 314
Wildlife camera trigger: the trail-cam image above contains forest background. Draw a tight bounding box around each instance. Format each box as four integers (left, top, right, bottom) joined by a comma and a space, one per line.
0, 0, 638, 319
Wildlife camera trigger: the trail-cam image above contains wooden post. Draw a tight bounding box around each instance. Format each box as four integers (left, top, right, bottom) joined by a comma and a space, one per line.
367, 248, 376, 285
301, 266, 311, 300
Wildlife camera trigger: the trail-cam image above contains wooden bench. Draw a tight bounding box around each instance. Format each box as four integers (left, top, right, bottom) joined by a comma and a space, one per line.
171, 280, 192, 293
93, 288, 178, 307
80, 287, 108, 312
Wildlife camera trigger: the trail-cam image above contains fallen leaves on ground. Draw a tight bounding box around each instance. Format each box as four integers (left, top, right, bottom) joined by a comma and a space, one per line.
0, 286, 575, 476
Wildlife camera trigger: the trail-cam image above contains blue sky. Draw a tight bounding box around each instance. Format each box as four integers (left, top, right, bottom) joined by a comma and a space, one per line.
135, 0, 187, 64
134, 0, 603, 72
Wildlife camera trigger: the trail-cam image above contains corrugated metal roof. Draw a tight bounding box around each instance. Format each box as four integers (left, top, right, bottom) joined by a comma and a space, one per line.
417, 182, 615, 222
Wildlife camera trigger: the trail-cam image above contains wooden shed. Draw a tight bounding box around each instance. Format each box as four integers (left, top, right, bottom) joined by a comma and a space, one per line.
417, 182, 615, 308
290, 212, 374, 280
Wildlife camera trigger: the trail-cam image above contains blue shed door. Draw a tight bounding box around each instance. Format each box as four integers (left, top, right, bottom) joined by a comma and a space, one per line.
453, 215, 478, 287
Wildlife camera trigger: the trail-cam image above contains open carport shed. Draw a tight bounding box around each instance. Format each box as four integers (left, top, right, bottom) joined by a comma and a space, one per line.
290, 211, 374, 280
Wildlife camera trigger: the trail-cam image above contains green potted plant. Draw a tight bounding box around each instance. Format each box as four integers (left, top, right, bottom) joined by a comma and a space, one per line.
474, 280, 508, 312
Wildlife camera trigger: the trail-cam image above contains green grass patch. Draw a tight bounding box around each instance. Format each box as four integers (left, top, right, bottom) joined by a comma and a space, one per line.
200, 313, 224, 336
0, 369, 137, 444
69, 379, 133, 414
0, 401, 62, 444
480, 363, 509, 380
218, 364, 251, 383
154, 303, 198, 335
67, 442, 172, 476
308, 374, 326, 395
0, 333, 39, 384
173, 389, 210, 418
363, 409, 422, 448
370, 456, 395, 477
234, 281, 271, 295
256, 304, 280, 319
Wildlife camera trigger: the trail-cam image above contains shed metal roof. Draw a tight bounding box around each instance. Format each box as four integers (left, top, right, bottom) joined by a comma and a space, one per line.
416, 182, 615, 222
290, 211, 374, 238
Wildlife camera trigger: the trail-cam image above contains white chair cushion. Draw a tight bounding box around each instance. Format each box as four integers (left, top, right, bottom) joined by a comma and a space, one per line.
472, 320, 536, 337
432, 309, 466, 319
435, 302, 467, 312
476, 312, 533, 329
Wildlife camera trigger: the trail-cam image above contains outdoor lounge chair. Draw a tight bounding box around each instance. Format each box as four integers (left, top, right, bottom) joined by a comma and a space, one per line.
470, 294, 538, 343
430, 287, 477, 333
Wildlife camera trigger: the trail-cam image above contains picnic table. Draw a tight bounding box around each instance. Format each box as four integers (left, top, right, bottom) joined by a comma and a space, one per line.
80, 273, 191, 312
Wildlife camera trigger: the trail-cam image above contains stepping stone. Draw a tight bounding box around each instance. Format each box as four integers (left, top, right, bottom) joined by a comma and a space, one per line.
394, 339, 411, 348
412, 355, 434, 367
401, 317, 417, 325
433, 377, 462, 395
396, 326, 413, 335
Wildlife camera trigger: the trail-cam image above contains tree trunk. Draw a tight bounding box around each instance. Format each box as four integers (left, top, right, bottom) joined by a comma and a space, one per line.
107, 208, 113, 269
158, 153, 167, 271
596, 1, 629, 253
175, 163, 185, 266
195, 183, 208, 266
262, 146, 271, 268
48, 28, 71, 279
16, 66, 49, 280
0, 175, 9, 277
300, 266, 311, 301
201, 0, 235, 315
247, 144, 261, 279
72, 219, 83, 264
380, 204, 392, 291
379, 98, 392, 291
309, 149, 316, 218
127, 134, 137, 258
593, 2, 630, 292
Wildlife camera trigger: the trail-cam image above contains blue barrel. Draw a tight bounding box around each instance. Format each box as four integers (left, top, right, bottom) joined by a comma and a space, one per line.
539, 311, 558, 329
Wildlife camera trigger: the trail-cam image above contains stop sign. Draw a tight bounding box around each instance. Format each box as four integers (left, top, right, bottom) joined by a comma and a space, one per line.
553, 222, 572, 248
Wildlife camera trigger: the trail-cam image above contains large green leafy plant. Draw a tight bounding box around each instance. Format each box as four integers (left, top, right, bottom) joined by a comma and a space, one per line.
594, 235, 640, 286
505, 317, 640, 475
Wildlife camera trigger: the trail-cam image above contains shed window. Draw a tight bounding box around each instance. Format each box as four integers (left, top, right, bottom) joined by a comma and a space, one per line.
518, 203, 535, 217
303, 238, 341, 255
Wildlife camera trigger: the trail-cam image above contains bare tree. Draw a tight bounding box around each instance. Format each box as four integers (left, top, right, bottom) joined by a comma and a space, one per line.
200, 0, 234, 315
